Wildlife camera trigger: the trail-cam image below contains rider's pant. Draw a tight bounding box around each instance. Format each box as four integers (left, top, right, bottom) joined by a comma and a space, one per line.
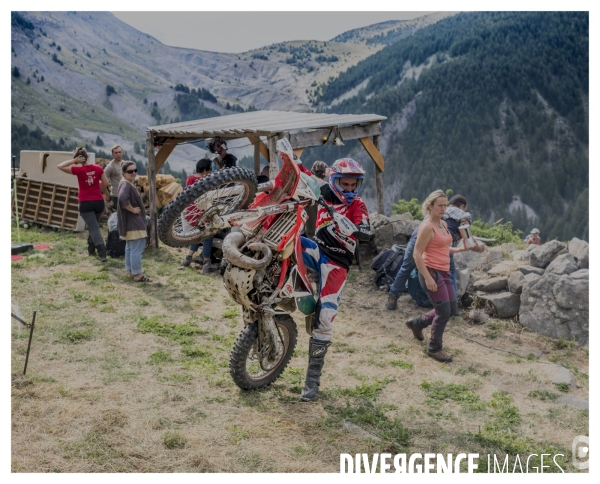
300, 237, 347, 342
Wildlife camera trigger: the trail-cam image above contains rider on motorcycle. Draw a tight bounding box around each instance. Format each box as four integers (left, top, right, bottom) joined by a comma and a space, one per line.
299, 158, 372, 401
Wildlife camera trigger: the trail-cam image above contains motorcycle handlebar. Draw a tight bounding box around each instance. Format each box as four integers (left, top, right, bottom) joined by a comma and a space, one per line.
318, 196, 336, 218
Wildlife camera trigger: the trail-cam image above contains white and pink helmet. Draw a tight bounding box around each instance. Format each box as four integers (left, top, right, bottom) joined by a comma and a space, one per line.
329, 158, 365, 205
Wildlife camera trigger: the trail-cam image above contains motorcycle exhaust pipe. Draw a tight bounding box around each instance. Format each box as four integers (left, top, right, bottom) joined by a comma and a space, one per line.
222, 232, 273, 270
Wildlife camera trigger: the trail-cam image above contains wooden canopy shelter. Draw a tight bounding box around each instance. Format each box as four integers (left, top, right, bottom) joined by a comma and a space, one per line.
145, 110, 387, 247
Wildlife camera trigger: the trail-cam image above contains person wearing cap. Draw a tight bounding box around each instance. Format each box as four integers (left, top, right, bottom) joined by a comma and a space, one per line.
525, 228, 542, 246
206, 137, 237, 170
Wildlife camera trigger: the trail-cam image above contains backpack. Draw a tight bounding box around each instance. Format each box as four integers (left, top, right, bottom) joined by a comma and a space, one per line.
106, 229, 126, 258
407, 268, 433, 308
371, 244, 406, 290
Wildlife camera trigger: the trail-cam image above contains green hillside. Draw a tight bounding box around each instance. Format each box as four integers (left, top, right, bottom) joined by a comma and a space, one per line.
310, 12, 588, 241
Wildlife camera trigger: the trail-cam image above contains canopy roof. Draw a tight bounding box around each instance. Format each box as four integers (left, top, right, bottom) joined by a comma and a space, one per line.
148, 110, 386, 144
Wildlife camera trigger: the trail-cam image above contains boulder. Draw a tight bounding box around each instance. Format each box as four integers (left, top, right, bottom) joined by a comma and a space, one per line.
523, 273, 541, 284
568, 237, 589, 269
512, 250, 529, 261
374, 223, 394, 251
473, 276, 508, 292
535, 362, 578, 389
570, 269, 589, 280
479, 292, 521, 318
454, 249, 490, 271
507, 271, 526, 294
488, 260, 519, 276
529, 240, 567, 268
546, 253, 579, 276
370, 213, 390, 230
519, 265, 545, 276
456, 268, 471, 298
519, 273, 588, 346
389, 212, 413, 223
468, 309, 490, 324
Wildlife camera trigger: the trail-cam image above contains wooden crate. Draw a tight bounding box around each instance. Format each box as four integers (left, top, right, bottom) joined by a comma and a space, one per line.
12, 178, 80, 230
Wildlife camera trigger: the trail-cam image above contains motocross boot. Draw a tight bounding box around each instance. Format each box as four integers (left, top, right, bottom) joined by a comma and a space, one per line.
300, 337, 331, 402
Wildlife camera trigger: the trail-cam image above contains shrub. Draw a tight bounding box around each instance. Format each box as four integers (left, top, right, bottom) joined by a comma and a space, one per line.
470, 220, 523, 246
12, 66, 20, 78
106, 85, 116, 96
392, 197, 423, 220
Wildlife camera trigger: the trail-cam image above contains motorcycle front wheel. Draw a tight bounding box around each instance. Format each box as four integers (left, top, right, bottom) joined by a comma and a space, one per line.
229, 314, 297, 390
158, 167, 257, 247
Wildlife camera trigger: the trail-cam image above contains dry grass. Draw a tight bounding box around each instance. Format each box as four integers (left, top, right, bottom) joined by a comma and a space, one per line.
11, 225, 588, 472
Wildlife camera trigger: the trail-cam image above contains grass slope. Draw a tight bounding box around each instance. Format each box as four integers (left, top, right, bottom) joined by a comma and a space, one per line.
11, 224, 588, 472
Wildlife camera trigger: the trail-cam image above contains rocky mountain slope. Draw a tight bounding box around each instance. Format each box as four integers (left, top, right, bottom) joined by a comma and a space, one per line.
11, 11, 454, 170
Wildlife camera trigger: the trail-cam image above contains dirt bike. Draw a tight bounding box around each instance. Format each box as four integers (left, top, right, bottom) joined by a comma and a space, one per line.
158, 139, 358, 390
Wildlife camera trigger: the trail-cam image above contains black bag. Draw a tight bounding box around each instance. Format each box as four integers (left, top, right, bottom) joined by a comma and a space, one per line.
106, 229, 126, 258
371, 244, 405, 290
407, 268, 433, 308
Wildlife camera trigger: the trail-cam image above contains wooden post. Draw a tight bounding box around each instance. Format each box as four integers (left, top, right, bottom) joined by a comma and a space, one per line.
253, 136, 260, 176
268, 134, 278, 180
146, 131, 159, 248
373, 135, 384, 215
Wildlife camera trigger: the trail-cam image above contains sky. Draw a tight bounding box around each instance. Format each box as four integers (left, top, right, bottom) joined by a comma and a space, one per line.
111, 11, 436, 54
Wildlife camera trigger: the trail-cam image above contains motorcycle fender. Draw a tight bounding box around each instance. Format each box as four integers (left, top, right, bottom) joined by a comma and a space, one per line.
281, 238, 294, 259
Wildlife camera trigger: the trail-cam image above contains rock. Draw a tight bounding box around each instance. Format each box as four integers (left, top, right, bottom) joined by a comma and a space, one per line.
519, 265, 545, 276
479, 292, 520, 318
473, 276, 508, 292
488, 260, 519, 276
568, 237, 589, 269
486, 249, 503, 266
374, 223, 394, 251
519, 273, 589, 346
529, 240, 568, 268
370, 213, 390, 230
468, 309, 490, 324
535, 362, 577, 389
454, 249, 490, 271
556, 396, 589, 409
512, 250, 529, 261
570, 269, 589, 280
389, 212, 413, 223
507, 271, 525, 294
456, 268, 470, 298
546, 253, 579, 276
500, 242, 518, 252
523, 273, 541, 284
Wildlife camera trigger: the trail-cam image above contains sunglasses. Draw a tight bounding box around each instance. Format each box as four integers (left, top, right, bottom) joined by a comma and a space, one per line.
126, 169, 138, 174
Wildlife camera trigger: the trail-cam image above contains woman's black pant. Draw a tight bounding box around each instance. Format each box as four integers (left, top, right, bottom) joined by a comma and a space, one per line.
79, 200, 105, 248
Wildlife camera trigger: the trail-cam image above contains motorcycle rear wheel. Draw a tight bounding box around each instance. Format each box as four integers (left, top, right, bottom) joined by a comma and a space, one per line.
229, 314, 297, 390
158, 167, 257, 247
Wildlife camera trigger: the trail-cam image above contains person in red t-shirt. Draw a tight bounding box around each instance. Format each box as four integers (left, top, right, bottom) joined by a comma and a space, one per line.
58, 147, 110, 261
180, 158, 219, 273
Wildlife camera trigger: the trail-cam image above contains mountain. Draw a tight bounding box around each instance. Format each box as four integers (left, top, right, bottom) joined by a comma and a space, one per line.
10, 11, 452, 172
303, 12, 588, 241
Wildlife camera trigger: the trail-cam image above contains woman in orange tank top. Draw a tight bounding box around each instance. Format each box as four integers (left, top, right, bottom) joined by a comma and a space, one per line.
405, 190, 471, 363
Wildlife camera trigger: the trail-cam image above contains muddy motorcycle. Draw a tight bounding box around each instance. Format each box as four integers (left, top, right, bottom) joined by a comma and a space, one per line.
158, 139, 358, 389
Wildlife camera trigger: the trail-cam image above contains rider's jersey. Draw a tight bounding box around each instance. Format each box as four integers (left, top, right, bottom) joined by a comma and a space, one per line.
314, 184, 371, 270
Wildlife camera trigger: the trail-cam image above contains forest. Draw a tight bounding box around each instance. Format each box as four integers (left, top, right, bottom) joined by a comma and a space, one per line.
306, 12, 588, 241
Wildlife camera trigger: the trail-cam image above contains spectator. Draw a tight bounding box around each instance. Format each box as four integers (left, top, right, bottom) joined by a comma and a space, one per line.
104, 144, 125, 208
256, 165, 270, 184
405, 190, 473, 363
206, 137, 237, 170
118, 161, 151, 282
57, 147, 110, 261
525, 228, 542, 246
311, 161, 328, 185
181, 158, 219, 273
386, 194, 484, 311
